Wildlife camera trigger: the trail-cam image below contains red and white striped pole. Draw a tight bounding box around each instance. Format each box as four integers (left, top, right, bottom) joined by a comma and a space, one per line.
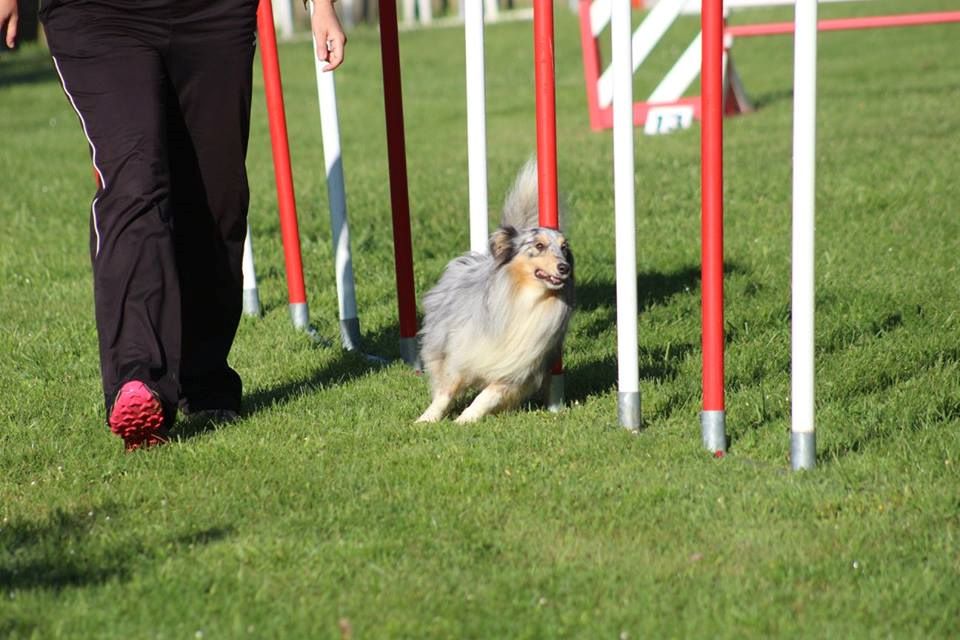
533, 0, 564, 411
257, 0, 314, 334
700, 0, 727, 453
378, 0, 420, 368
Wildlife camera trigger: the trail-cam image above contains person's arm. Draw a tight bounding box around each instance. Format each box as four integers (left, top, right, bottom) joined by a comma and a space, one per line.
1, 0, 19, 48
310, 0, 346, 71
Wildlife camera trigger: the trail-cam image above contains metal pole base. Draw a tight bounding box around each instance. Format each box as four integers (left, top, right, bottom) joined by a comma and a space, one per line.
700, 410, 727, 453
618, 391, 641, 431
339, 318, 390, 364
289, 302, 310, 331
546, 373, 564, 413
791, 431, 816, 471
289, 302, 329, 346
242, 288, 262, 317
399, 336, 421, 371
339, 317, 363, 352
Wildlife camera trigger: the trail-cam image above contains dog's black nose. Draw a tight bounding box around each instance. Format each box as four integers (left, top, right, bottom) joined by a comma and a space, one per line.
557, 261, 570, 276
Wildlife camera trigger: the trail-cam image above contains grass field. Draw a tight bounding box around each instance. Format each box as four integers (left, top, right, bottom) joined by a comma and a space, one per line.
2, 1, 959, 637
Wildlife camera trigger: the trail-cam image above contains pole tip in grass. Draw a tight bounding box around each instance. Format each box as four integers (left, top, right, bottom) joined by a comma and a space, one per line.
701, 410, 727, 453
242, 288, 262, 317
617, 391, 641, 431
399, 336, 422, 372
791, 431, 816, 471
547, 373, 565, 413
339, 317, 363, 352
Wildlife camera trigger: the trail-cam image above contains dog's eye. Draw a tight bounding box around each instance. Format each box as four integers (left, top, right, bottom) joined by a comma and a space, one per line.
561, 243, 569, 253
534, 242, 545, 252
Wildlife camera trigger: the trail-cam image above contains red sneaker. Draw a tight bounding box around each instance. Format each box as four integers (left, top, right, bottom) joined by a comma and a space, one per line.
108, 381, 169, 452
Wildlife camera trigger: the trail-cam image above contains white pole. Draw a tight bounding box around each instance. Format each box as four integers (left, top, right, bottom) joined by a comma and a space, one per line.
417, 0, 433, 25
311, 5, 362, 351
272, 0, 295, 40
790, 0, 818, 470
465, 0, 490, 253
338, 0, 356, 28
403, 0, 417, 25
612, 0, 641, 430
241, 224, 262, 317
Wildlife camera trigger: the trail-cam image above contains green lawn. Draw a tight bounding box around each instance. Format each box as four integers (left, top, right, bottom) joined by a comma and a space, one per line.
2, 1, 959, 637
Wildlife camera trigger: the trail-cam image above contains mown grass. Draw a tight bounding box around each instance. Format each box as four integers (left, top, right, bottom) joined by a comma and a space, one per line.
1, 1, 959, 637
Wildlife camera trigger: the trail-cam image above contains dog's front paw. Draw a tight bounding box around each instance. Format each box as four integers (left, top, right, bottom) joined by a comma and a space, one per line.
416, 409, 442, 423
454, 411, 481, 424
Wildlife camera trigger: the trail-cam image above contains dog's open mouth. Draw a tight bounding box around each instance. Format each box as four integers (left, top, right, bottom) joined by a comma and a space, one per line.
535, 269, 567, 289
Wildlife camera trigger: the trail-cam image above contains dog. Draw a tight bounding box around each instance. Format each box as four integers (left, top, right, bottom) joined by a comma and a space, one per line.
416, 161, 574, 423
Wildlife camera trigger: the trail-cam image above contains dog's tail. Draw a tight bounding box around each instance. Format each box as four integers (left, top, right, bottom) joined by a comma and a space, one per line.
501, 158, 539, 229
501, 158, 567, 230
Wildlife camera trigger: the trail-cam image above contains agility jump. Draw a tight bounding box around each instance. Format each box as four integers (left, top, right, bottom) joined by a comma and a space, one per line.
580, 0, 960, 134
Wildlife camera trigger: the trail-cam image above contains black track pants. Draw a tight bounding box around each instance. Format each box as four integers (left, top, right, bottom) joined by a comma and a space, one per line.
42, 0, 259, 419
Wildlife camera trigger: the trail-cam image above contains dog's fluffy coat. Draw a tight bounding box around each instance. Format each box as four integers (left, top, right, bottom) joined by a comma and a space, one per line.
417, 162, 574, 423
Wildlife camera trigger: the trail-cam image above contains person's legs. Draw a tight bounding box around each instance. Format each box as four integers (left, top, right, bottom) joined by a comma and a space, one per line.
165, 0, 258, 415
43, 7, 181, 434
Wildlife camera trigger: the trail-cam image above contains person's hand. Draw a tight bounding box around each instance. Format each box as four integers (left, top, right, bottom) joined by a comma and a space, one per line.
311, 0, 345, 72
0, 0, 19, 48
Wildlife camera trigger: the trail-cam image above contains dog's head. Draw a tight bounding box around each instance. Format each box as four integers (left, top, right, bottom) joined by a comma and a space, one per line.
490, 225, 573, 292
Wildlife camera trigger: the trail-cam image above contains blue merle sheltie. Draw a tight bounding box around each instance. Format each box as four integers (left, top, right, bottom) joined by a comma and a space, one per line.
417, 161, 574, 423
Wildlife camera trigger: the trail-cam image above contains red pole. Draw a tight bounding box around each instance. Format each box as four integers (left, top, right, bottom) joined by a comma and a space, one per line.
257, 0, 309, 321
533, 0, 560, 231
378, 0, 419, 365
701, 0, 726, 451
533, 0, 564, 393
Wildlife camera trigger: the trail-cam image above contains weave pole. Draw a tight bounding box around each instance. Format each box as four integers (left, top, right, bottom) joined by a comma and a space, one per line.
612, 0, 641, 431
256, 0, 315, 334
310, 3, 363, 352
464, 1, 490, 254
241, 225, 262, 317
700, 0, 727, 453
378, 0, 420, 368
790, 0, 818, 471
533, 0, 564, 411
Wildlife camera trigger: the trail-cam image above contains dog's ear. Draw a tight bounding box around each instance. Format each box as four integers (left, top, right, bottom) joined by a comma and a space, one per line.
490, 225, 518, 264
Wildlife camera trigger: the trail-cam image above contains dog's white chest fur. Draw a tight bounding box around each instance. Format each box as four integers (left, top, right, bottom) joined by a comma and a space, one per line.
415, 159, 574, 423
449, 289, 566, 386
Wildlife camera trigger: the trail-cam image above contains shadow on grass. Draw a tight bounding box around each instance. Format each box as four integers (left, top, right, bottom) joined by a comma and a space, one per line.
740, 81, 957, 116
188, 263, 743, 431
0, 504, 233, 592
566, 264, 741, 405
748, 88, 794, 111
0, 49, 57, 89
175, 325, 408, 440
575, 266, 701, 314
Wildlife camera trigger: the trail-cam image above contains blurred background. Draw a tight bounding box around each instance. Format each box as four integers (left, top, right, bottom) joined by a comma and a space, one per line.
3, 0, 566, 47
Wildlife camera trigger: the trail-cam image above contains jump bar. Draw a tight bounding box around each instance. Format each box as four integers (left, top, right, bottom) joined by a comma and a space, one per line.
726, 11, 960, 38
